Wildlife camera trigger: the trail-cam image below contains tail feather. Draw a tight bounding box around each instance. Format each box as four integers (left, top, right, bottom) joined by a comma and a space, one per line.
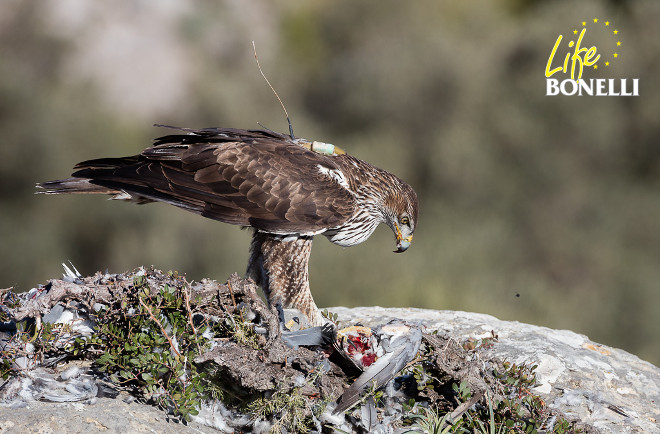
72, 156, 140, 170
36, 178, 119, 195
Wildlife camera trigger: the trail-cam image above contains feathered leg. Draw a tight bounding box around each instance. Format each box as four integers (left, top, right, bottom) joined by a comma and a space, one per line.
247, 231, 325, 326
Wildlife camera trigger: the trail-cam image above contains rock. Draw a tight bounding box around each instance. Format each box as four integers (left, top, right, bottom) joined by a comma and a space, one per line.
331, 306, 660, 434
2, 304, 658, 432
0, 393, 216, 433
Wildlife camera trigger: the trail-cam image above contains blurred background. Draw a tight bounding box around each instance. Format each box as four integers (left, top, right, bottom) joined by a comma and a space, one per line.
2, 0, 660, 365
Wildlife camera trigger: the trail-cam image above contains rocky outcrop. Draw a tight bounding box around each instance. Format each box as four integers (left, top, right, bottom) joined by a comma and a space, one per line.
332, 307, 660, 433
1, 304, 658, 433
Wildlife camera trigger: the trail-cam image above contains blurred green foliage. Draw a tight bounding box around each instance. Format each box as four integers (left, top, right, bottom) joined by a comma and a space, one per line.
1, 0, 659, 365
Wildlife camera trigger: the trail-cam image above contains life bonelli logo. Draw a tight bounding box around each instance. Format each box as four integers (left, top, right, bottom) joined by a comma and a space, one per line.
545, 18, 639, 96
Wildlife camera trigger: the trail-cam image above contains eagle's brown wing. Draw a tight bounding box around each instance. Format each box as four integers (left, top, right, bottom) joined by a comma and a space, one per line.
38, 126, 419, 327
63, 128, 356, 235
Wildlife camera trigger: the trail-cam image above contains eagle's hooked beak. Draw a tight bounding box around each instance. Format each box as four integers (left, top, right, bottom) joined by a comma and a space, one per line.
394, 223, 413, 253
395, 235, 413, 253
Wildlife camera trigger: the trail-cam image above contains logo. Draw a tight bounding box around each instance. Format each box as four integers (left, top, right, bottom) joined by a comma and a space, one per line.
545, 18, 639, 96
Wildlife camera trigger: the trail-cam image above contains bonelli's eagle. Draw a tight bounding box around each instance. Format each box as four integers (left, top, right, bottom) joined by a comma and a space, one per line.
38, 126, 419, 326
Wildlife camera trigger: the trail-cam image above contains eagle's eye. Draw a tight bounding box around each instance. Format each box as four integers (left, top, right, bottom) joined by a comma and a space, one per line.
400, 216, 410, 226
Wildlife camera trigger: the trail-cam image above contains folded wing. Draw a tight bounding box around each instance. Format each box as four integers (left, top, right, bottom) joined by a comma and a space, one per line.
44, 128, 356, 235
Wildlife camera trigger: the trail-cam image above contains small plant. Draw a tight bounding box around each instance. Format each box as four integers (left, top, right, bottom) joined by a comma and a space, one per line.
220, 311, 261, 350
462, 392, 507, 434
321, 309, 338, 323
403, 405, 457, 434
552, 417, 582, 433
412, 363, 437, 393
462, 331, 498, 351
247, 386, 310, 433
77, 279, 214, 420
452, 381, 472, 402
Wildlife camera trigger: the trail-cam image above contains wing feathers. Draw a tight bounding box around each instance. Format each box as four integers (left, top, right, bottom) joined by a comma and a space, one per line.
65, 128, 356, 234
193, 165, 220, 183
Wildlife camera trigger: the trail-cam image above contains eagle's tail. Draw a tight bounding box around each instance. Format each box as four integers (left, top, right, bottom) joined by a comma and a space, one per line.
36, 155, 155, 204
36, 176, 155, 204
36, 178, 119, 195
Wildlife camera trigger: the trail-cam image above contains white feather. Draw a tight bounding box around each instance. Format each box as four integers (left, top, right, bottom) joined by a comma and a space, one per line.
317, 165, 351, 191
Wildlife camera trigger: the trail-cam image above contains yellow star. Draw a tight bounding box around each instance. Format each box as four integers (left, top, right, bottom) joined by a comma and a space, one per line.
605, 61, 610, 66
573, 30, 578, 35
582, 21, 587, 26
593, 18, 598, 23
613, 53, 618, 58
617, 41, 621, 46
605, 21, 610, 26
613, 29, 619, 35
593, 64, 598, 69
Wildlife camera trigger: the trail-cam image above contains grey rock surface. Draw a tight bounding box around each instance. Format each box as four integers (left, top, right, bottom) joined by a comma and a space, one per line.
1, 307, 658, 433
332, 307, 660, 434
0, 394, 215, 433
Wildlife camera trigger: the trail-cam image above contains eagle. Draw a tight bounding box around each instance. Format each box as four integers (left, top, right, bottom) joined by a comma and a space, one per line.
38, 126, 419, 326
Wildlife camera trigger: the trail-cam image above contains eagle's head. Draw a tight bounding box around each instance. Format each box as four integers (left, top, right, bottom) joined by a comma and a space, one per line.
384, 180, 418, 253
